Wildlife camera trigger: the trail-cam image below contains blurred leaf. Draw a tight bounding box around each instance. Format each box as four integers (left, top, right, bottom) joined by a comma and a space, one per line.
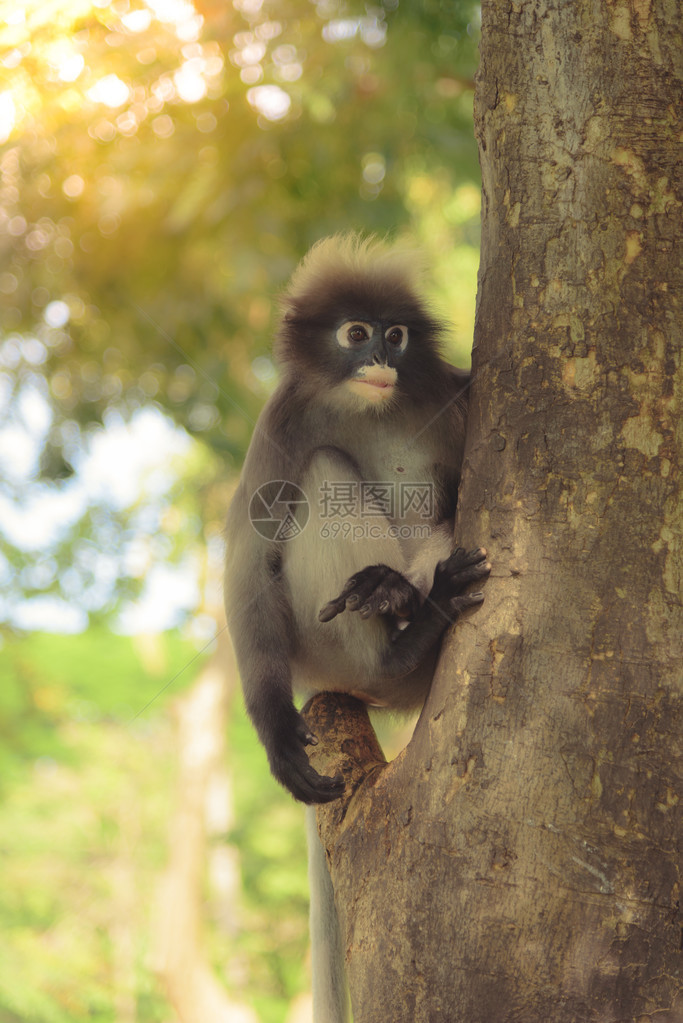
1, 0, 481, 458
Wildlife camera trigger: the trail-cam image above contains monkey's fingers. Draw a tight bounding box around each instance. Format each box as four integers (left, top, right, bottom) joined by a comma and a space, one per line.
296, 768, 345, 805
295, 719, 319, 747
275, 748, 345, 803
345, 584, 381, 611
434, 548, 490, 590
358, 572, 421, 620
336, 564, 406, 617
448, 591, 485, 614
318, 574, 362, 622
319, 567, 387, 622
437, 546, 488, 572
429, 547, 491, 615
320, 564, 418, 623
265, 714, 345, 803
446, 561, 491, 590
318, 595, 348, 623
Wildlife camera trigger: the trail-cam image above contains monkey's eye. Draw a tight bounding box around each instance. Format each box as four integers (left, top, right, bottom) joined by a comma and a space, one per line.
385, 325, 408, 351
336, 321, 372, 348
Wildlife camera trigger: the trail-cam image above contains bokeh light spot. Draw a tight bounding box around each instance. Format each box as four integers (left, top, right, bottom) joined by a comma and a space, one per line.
44, 300, 70, 328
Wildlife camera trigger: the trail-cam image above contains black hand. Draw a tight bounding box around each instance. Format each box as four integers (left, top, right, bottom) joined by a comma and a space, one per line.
267, 710, 345, 804
430, 547, 491, 613
319, 564, 420, 623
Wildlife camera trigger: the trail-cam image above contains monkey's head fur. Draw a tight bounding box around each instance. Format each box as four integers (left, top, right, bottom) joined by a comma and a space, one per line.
276, 233, 449, 411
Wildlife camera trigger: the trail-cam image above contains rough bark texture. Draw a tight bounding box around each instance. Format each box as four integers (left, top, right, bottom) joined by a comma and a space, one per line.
305, 2, 682, 1020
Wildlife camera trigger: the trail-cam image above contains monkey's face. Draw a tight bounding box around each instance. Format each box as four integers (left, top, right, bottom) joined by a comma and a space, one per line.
277, 261, 446, 409
334, 319, 408, 408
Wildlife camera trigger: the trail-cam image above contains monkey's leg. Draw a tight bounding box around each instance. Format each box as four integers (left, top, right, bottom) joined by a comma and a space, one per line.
380, 547, 490, 677
227, 490, 346, 803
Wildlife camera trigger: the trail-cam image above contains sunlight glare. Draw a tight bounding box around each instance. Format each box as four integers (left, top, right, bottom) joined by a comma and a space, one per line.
0, 92, 16, 144
4, 6, 25, 25
362, 152, 386, 185
87, 73, 130, 108
57, 52, 85, 82
145, 0, 203, 40
121, 9, 153, 32
322, 17, 387, 47
146, 0, 195, 22
246, 84, 291, 121
44, 300, 71, 328
233, 0, 265, 15
174, 60, 207, 103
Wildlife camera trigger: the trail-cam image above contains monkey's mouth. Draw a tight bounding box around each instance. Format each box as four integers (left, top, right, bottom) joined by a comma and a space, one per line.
348, 367, 397, 401
357, 379, 393, 390
348, 380, 396, 404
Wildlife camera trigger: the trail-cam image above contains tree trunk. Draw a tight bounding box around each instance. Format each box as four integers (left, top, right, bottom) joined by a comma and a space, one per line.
152, 627, 259, 1023
305, 2, 682, 1020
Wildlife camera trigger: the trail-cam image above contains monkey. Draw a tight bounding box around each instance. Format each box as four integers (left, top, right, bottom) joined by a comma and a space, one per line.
224, 233, 490, 805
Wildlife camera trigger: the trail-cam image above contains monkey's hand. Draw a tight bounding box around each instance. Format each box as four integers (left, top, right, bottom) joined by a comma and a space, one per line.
429, 547, 491, 614
379, 548, 491, 677
267, 708, 345, 804
319, 564, 421, 623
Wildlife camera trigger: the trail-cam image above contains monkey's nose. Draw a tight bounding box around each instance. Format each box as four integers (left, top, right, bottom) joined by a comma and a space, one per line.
372, 352, 384, 365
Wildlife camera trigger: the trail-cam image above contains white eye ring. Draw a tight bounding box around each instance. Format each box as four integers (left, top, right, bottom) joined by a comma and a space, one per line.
336, 321, 372, 348
385, 325, 408, 352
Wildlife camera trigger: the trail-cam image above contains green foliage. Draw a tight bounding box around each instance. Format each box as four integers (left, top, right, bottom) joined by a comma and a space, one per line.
1, 0, 481, 623
229, 698, 311, 1020
0, 722, 174, 1023
0, 627, 311, 1022
1, 0, 481, 465
0, 5, 483, 1017
0, 629, 188, 1021
0, 626, 200, 780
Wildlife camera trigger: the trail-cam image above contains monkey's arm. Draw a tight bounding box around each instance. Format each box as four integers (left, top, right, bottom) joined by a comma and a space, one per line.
380, 547, 490, 677
225, 486, 345, 804
320, 547, 490, 678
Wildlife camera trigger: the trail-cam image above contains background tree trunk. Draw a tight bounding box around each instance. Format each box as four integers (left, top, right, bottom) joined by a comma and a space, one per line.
152, 627, 259, 1023
306, 2, 682, 1020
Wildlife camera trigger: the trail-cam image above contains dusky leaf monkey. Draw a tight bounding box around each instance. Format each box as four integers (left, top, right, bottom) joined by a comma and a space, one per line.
224, 233, 489, 802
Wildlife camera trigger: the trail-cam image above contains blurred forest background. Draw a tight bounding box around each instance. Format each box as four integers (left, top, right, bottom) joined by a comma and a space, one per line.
0, 0, 482, 1019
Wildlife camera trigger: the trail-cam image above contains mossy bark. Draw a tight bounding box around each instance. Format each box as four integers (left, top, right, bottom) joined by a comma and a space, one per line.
305, 2, 682, 1019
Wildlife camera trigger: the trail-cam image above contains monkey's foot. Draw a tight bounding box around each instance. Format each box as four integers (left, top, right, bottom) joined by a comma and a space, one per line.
430, 547, 491, 615
318, 564, 420, 623
268, 711, 345, 804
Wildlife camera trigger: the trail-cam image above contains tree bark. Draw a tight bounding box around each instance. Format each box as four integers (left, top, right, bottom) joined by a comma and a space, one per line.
305, 2, 682, 1020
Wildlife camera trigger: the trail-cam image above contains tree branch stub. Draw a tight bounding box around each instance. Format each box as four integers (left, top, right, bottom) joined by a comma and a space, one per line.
302, 692, 388, 815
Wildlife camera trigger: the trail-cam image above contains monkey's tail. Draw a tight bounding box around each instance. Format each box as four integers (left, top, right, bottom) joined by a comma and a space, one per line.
306, 806, 350, 1023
